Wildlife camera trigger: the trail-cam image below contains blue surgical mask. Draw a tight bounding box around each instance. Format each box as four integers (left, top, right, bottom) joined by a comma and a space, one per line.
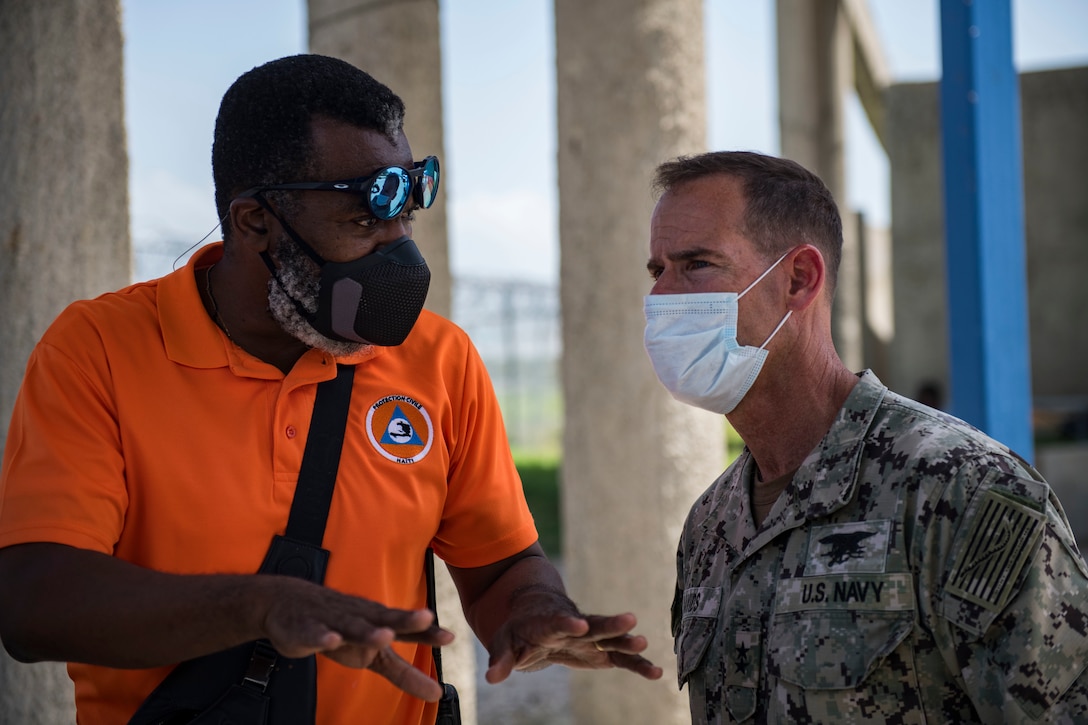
643, 252, 791, 414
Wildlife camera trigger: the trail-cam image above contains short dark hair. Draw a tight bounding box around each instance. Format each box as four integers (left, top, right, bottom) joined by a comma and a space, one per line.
653, 151, 843, 292
212, 54, 406, 240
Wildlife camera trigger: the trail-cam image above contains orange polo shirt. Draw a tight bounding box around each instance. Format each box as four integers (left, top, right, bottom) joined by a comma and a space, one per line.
0, 242, 538, 724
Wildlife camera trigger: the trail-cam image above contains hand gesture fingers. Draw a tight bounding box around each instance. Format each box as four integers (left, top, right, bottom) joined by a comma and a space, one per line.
579, 614, 663, 680
329, 605, 450, 649
323, 642, 446, 701
607, 651, 664, 680
580, 612, 641, 643
264, 576, 450, 648
260, 577, 455, 698
486, 609, 663, 683
485, 612, 589, 683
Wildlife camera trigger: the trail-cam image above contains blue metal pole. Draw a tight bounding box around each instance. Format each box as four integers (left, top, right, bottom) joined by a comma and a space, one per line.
938, 0, 1034, 461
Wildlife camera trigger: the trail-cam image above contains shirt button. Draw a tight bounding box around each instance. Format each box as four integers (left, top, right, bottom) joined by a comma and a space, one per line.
285, 425, 297, 439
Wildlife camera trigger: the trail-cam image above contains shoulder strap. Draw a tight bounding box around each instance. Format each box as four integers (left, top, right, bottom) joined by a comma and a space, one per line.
426, 548, 445, 683
284, 363, 355, 545
258, 363, 354, 584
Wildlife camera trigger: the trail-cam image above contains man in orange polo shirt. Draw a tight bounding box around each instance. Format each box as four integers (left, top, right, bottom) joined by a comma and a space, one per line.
0, 54, 661, 723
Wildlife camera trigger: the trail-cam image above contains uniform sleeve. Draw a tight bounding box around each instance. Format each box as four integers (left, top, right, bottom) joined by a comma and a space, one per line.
429, 337, 537, 568
0, 334, 127, 554
934, 467, 1088, 722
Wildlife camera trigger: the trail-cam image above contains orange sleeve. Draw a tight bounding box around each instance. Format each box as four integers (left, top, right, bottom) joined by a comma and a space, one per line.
0, 316, 127, 554
430, 337, 538, 568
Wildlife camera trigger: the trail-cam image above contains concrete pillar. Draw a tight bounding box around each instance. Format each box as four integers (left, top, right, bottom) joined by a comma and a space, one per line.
776, 0, 864, 371
0, 0, 130, 721
885, 81, 947, 402
1017, 67, 1088, 400
555, 1, 720, 723
306, 3, 475, 722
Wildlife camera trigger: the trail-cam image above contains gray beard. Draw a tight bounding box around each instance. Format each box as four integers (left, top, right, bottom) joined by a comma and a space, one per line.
266, 232, 371, 358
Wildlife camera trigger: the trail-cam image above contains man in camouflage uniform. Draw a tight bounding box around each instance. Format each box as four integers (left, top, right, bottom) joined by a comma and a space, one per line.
642, 150, 1088, 723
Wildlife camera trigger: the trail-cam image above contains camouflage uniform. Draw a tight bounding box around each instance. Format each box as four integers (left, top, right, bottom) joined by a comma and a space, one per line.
672, 371, 1088, 724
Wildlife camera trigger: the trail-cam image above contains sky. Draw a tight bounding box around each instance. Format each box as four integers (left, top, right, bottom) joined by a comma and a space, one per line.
123, 0, 1088, 284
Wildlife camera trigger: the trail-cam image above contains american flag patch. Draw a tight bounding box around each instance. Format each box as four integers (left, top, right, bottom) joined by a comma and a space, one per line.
946, 489, 1045, 612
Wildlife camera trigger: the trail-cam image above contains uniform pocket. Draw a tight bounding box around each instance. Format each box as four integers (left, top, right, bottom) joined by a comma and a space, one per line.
770, 572, 916, 690
768, 608, 913, 689
674, 586, 721, 688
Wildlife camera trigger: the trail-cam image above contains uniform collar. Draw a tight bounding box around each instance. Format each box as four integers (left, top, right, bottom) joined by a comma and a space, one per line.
158, 242, 384, 379
717, 371, 888, 563
789, 369, 887, 518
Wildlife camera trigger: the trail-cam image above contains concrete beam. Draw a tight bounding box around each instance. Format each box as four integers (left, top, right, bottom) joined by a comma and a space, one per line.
841, 0, 891, 150
835, 0, 887, 148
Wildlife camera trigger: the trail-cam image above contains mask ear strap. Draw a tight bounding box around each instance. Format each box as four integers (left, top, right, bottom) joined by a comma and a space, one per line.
738, 249, 791, 299
252, 193, 328, 267
758, 310, 792, 350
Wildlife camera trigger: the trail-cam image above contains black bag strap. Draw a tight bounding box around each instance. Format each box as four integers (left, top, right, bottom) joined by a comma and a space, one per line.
284, 363, 356, 546
425, 548, 444, 683
247, 362, 356, 691
427, 550, 461, 724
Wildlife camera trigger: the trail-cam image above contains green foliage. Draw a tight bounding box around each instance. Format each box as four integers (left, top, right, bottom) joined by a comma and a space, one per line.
515, 454, 562, 558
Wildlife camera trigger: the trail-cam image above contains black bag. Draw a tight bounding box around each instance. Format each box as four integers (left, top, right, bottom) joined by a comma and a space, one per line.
128, 364, 354, 725
426, 549, 462, 725
435, 683, 462, 725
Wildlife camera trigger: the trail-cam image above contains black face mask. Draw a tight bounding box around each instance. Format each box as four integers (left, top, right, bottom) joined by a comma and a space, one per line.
258, 204, 431, 347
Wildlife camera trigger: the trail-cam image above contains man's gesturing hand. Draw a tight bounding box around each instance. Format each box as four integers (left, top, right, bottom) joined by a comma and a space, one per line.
260, 576, 455, 701
483, 591, 663, 685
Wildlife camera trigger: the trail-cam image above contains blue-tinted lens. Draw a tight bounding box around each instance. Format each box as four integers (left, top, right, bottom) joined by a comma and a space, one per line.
369, 168, 411, 219
416, 157, 440, 209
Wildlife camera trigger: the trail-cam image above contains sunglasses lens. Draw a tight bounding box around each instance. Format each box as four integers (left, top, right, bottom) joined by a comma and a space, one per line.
369, 168, 411, 219
417, 157, 440, 209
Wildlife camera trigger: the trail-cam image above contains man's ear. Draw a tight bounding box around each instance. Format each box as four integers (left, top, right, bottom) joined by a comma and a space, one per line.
228, 197, 270, 251
785, 244, 826, 312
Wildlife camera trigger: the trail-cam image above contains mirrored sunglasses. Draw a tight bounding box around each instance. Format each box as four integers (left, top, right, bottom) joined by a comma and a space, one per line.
238, 156, 440, 220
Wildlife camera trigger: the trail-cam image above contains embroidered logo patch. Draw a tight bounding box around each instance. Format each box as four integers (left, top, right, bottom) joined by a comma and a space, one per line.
946, 489, 1045, 611
366, 394, 433, 464
803, 520, 891, 576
